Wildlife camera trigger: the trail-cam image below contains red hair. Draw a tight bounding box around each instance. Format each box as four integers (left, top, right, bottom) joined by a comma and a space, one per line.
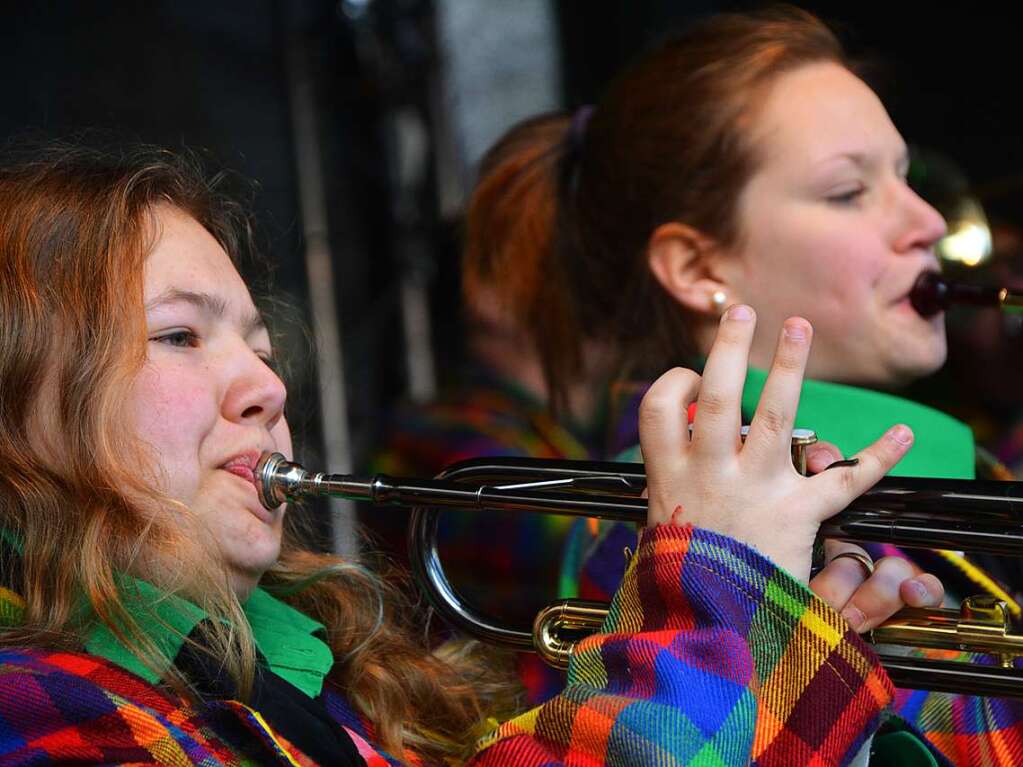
0, 143, 517, 764
463, 7, 848, 403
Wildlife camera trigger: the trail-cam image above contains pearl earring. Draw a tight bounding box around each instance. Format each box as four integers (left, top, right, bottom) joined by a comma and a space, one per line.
711, 290, 727, 313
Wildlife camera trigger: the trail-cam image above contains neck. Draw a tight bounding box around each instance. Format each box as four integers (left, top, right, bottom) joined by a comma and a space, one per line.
468, 326, 608, 427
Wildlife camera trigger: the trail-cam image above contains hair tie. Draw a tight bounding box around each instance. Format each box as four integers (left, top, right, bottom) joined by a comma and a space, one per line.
565, 105, 595, 195
568, 105, 596, 150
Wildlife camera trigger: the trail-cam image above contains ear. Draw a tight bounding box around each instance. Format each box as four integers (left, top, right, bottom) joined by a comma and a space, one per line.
646, 222, 728, 317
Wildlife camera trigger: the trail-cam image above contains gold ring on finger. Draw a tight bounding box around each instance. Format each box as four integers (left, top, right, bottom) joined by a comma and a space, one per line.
830, 551, 875, 579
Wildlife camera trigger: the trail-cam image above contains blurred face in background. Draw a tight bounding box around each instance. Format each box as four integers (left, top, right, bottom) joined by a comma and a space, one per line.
716, 62, 948, 387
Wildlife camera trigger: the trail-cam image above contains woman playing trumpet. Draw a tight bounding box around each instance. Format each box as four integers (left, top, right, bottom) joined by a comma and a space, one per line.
466, 6, 1022, 763
0, 140, 936, 765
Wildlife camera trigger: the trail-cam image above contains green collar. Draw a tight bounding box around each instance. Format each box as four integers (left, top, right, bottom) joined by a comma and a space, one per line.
0, 527, 333, 701
83, 579, 334, 699
741, 368, 975, 479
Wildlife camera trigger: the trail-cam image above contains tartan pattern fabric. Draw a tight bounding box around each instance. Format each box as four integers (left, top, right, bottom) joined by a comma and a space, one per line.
0, 648, 279, 765
572, 520, 1023, 765
472, 524, 892, 766
0, 646, 401, 766
893, 670, 1023, 765
370, 365, 598, 705
369, 365, 595, 608
0, 523, 893, 766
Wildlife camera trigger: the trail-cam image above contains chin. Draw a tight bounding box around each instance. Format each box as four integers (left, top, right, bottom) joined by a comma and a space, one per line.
228, 558, 279, 598
225, 540, 281, 584
884, 340, 948, 388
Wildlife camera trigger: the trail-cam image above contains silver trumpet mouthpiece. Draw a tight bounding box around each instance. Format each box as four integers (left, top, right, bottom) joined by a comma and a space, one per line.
256, 452, 377, 510
255, 452, 307, 509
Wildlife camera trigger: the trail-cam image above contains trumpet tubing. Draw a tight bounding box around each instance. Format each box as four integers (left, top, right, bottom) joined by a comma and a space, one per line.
256, 452, 1023, 698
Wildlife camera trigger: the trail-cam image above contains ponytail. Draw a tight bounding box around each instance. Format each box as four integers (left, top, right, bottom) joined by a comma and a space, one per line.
464, 8, 849, 401
462, 113, 587, 410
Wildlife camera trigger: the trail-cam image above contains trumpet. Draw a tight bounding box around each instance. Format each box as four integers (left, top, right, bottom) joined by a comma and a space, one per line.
256, 450, 1023, 699
910, 272, 1023, 317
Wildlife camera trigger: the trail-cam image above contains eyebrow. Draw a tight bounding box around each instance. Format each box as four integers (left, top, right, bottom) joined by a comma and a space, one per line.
818, 148, 910, 171
144, 288, 266, 336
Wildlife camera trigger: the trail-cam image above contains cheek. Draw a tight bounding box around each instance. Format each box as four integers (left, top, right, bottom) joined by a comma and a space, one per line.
129, 364, 216, 497
747, 216, 884, 315
271, 417, 293, 461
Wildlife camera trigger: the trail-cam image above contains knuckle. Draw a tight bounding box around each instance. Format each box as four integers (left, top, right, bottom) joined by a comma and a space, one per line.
696, 390, 729, 418
772, 346, 806, 373
836, 465, 859, 496
875, 555, 913, 580
638, 404, 671, 436
853, 449, 885, 480
809, 578, 844, 610
753, 405, 789, 436
641, 369, 696, 414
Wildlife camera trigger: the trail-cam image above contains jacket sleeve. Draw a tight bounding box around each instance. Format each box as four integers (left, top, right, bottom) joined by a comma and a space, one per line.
468, 523, 893, 767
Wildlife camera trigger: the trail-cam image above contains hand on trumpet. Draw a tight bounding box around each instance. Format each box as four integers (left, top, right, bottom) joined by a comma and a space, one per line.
639, 305, 915, 583
804, 441, 945, 631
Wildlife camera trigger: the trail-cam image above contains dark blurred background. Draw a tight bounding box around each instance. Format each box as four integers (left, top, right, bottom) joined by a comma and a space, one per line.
3, 1, 1021, 552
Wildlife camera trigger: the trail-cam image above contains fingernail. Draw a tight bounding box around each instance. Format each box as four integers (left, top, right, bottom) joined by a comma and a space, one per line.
906, 579, 929, 604
727, 304, 753, 321
888, 424, 913, 446
783, 322, 807, 341
841, 606, 866, 632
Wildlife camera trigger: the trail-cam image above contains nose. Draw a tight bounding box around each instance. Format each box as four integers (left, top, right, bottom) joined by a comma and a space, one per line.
892, 183, 948, 255
221, 345, 287, 430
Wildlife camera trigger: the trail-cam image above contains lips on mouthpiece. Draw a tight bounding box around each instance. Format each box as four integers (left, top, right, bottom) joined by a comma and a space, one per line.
226, 464, 254, 481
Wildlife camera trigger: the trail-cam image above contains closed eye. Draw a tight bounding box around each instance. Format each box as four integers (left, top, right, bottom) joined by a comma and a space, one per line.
151, 330, 200, 348
826, 187, 865, 205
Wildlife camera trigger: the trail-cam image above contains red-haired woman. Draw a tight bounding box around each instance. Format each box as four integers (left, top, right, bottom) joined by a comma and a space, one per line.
465, 6, 1023, 765
0, 139, 922, 765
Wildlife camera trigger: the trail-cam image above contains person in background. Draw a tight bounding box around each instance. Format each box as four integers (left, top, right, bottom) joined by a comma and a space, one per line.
465, 6, 1023, 763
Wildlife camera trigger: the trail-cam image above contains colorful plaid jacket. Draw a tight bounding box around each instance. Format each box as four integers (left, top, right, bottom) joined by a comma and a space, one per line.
569, 386, 1023, 767
369, 365, 598, 619
0, 524, 892, 766
370, 366, 1023, 764
369, 369, 650, 706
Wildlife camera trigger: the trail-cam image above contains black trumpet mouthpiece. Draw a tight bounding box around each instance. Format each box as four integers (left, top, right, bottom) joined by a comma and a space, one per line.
909, 272, 948, 317
909, 272, 1003, 317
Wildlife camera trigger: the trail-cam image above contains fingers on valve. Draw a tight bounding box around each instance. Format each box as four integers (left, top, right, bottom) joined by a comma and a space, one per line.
899, 572, 944, 608
809, 541, 873, 614
840, 555, 924, 633
639, 367, 701, 464
805, 441, 845, 474
692, 304, 757, 453
746, 317, 812, 457
812, 424, 914, 514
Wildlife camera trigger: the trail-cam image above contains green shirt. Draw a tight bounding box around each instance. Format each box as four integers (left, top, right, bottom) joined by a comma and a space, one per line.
613, 370, 975, 479
740, 368, 975, 479
84, 578, 335, 699
0, 527, 334, 700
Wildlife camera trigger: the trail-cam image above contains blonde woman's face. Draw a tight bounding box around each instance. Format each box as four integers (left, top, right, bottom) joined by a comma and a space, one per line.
129, 205, 292, 597
719, 62, 948, 387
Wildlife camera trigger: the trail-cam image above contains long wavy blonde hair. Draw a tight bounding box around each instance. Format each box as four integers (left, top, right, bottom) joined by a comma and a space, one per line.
0, 143, 517, 764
